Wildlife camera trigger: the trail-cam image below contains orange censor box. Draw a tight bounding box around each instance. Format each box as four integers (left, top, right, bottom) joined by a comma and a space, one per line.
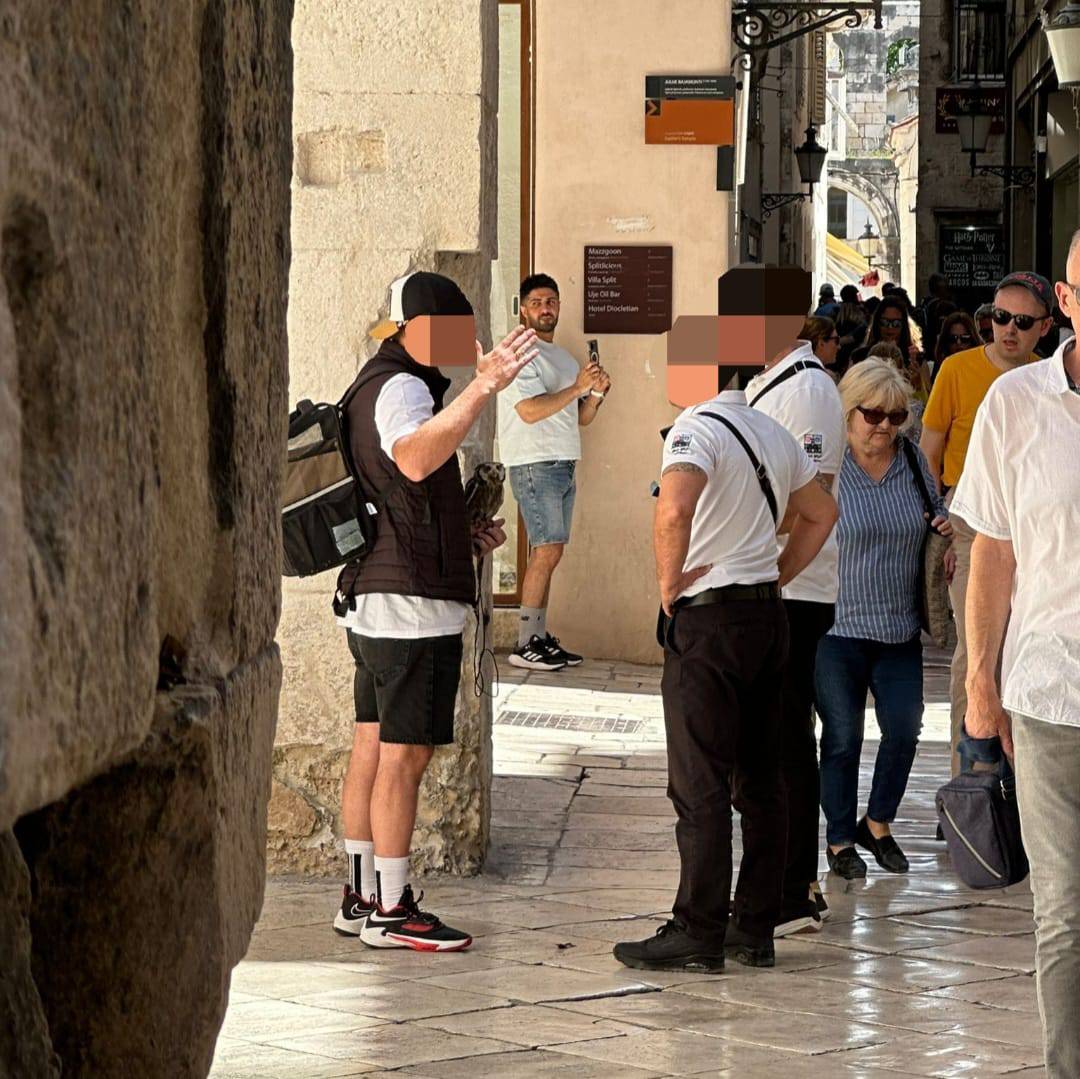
645, 75, 736, 145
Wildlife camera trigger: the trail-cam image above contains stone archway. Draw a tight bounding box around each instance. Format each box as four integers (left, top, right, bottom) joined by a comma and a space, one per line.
829, 162, 902, 282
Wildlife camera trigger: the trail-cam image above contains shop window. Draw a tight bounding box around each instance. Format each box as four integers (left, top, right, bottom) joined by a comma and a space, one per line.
954, 0, 1006, 82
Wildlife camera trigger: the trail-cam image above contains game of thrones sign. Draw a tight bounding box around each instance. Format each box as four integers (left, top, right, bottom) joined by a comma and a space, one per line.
939, 226, 1006, 290
583, 245, 673, 334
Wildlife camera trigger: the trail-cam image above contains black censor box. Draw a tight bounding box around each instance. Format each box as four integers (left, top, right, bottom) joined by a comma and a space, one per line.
583, 245, 673, 334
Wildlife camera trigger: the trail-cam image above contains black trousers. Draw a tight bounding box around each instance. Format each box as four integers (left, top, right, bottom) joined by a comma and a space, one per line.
779, 600, 835, 913
662, 598, 789, 943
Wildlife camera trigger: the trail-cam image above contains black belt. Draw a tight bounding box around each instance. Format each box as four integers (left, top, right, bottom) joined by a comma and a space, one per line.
674, 583, 780, 611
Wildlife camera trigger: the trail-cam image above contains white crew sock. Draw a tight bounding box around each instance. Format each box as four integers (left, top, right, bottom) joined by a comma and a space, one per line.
519, 606, 547, 647
344, 839, 376, 903
374, 855, 411, 911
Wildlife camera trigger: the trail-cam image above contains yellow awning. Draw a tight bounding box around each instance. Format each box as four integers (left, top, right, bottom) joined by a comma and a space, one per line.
825, 231, 879, 295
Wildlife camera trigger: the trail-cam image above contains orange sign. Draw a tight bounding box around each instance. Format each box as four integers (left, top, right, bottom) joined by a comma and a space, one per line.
645, 75, 736, 146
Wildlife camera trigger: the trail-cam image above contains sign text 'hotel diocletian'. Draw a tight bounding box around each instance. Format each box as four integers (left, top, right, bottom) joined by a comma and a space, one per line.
583, 245, 673, 334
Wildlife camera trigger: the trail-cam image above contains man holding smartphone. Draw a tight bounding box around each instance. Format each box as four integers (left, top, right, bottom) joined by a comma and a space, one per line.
497, 273, 611, 670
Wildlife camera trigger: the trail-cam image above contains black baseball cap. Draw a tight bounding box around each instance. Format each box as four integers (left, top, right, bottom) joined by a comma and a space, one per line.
995, 271, 1054, 315
369, 272, 474, 339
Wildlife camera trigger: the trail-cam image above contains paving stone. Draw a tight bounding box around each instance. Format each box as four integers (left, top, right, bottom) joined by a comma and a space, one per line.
545, 866, 678, 890
415, 1002, 640, 1048
416, 963, 660, 1005
810, 955, 1019, 994
289, 983, 513, 1022
837, 1030, 1044, 1075
925, 973, 1039, 1013
399, 1048, 663, 1077
208, 1037, 376, 1078
476, 929, 614, 963
907, 933, 1037, 974
230, 960, 404, 999
889, 905, 1036, 937
436, 896, 630, 929
220, 999, 386, 1043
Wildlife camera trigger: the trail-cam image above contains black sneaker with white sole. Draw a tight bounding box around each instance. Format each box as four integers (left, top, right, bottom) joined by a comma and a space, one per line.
508, 634, 568, 671
544, 634, 583, 667
359, 885, 472, 952
332, 885, 376, 936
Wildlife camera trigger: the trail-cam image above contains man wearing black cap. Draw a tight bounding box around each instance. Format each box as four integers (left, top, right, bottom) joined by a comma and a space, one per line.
921, 271, 1054, 784
330, 271, 539, 952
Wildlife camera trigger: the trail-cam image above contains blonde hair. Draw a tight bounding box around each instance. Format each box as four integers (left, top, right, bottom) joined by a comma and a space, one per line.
867, 342, 903, 365
838, 358, 914, 432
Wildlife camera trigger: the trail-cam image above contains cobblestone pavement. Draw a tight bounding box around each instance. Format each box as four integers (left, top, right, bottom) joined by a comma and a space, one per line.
212, 646, 1044, 1078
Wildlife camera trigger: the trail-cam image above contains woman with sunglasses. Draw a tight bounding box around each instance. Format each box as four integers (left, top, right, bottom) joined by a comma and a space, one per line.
798, 315, 841, 375
930, 312, 980, 388
816, 360, 952, 880
848, 298, 923, 371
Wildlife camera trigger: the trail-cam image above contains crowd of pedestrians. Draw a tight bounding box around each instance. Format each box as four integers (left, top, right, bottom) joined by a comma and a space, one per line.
322, 236, 1079, 1076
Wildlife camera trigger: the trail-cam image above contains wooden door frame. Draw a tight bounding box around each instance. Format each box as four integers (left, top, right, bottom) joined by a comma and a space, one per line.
494, 0, 535, 607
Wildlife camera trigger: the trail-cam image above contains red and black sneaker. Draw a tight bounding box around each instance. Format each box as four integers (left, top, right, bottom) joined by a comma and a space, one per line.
359, 885, 472, 952
332, 885, 376, 937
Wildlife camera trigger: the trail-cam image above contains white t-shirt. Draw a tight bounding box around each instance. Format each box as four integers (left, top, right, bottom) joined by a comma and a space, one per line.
745, 342, 845, 604
951, 340, 1080, 727
336, 373, 469, 640
661, 390, 817, 600
497, 339, 583, 467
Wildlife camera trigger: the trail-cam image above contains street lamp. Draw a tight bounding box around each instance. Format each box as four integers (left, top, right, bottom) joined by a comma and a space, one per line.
762, 125, 829, 217
1043, 3, 1080, 87
955, 92, 1036, 186
856, 221, 881, 268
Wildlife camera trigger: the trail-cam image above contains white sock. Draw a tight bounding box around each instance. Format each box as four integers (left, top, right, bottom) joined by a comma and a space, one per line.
344, 839, 376, 902
374, 855, 411, 911
519, 606, 547, 647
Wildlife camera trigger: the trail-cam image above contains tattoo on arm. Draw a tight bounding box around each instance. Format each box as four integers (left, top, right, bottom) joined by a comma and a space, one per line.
814, 472, 835, 494
662, 463, 706, 477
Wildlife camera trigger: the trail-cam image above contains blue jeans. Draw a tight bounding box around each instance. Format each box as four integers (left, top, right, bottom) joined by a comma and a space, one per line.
816, 634, 924, 847
508, 460, 577, 546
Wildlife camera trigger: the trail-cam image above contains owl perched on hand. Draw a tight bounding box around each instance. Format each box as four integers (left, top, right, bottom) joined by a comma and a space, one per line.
464, 461, 506, 527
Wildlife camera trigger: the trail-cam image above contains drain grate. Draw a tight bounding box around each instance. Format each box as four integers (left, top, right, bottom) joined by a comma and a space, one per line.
496, 710, 645, 735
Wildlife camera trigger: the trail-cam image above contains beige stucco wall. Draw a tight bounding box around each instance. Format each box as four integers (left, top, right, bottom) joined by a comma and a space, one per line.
889, 114, 920, 296
533, 0, 733, 664
276, 0, 499, 876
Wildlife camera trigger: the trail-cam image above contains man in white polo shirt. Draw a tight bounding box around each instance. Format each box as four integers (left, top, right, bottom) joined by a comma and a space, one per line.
745, 266, 845, 937
953, 229, 1080, 1077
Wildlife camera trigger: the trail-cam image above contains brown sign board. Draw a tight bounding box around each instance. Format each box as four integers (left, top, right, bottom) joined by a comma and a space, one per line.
645, 75, 736, 145
584, 245, 673, 334
935, 87, 1006, 135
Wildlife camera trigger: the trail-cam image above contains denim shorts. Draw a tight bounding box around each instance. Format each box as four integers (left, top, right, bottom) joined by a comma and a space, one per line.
508, 460, 577, 546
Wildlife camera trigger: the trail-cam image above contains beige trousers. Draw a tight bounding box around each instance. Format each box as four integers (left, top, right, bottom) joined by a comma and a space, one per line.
946, 499, 976, 777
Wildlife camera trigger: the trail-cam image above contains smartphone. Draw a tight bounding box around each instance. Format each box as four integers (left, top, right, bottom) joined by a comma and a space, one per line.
587, 339, 600, 366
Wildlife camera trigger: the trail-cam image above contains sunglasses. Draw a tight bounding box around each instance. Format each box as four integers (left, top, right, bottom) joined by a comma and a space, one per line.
991, 307, 1045, 332
856, 405, 909, 427
879, 317, 904, 329
948, 333, 974, 345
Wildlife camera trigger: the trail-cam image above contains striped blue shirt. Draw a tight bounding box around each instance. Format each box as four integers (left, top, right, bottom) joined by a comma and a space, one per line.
830, 441, 946, 643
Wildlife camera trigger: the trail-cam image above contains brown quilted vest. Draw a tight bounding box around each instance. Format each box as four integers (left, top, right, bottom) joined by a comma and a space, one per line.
337, 341, 475, 605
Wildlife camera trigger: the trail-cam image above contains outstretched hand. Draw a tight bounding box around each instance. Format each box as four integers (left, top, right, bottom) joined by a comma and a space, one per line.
475, 327, 539, 394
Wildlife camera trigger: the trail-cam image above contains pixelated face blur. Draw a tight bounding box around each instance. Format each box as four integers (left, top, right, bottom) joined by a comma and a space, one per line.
399, 314, 477, 366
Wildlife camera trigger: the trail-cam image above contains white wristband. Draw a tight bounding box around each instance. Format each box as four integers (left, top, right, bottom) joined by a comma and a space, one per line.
590, 389, 606, 399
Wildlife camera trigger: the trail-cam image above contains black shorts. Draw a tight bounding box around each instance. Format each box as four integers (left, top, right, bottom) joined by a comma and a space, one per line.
347, 631, 463, 745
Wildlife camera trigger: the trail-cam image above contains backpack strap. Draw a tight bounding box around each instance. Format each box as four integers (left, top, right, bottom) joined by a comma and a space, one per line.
698, 410, 778, 524
748, 359, 827, 408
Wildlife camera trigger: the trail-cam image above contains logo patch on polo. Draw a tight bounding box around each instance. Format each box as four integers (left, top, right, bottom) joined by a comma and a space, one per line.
803, 433, 824, 462
670, 431, 694, 455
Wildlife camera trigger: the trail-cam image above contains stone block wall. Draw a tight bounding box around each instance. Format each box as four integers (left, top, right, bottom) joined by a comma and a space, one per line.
0, 3, 292, 1076
275, 0, 498, 877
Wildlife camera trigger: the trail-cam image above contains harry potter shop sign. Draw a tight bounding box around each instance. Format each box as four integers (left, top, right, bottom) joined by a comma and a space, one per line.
935, 87, 1006, 135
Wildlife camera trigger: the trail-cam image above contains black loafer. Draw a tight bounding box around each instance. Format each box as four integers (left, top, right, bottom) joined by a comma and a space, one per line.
826, 845, 868, 880
724, 922, 775, 967
856, 817, 909, 873
613, 919, 725, 972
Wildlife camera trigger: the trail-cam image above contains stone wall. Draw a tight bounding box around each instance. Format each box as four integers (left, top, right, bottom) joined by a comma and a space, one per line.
917, 0, 1006, 301
275, 0, 498, 877
0, 3, 292, 1076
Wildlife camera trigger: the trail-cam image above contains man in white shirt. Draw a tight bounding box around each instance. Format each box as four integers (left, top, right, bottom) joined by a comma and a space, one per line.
498, 273, 611, 671
953, 230, 1080, 1077
745, 268, 846, 936
614, 378, 837, 974
330, 272, 538, 952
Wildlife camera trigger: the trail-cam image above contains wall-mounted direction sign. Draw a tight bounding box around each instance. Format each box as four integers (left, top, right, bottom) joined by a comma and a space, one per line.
939, 226, 1006, 289
583, 245, 673, 334
645, 75, 736, 145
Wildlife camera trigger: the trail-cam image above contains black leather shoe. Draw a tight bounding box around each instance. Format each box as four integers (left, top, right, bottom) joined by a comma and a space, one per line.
613, 920, 724, 973
826, 845, 868, 880
856, 817, 909, 873
724, 922, 775, 967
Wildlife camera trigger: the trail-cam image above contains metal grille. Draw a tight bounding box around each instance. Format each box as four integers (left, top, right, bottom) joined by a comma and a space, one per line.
496, 710, 644, 735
